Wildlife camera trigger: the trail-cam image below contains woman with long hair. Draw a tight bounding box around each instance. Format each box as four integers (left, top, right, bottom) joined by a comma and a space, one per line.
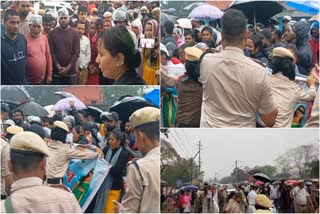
96, 26, 146, 85
94, 130, 129, 213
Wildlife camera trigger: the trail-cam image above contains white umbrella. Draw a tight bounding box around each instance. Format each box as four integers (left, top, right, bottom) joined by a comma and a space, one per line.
177, 18, 192, 29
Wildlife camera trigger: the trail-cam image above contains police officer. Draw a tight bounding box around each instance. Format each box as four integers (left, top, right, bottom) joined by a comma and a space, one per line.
46, 121, 102, 184
114, 107, 160, 213
0, 132, 81, 212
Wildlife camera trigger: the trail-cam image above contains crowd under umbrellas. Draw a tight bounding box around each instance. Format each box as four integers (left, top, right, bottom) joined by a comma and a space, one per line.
0, 85, 160, 212
160, 0, 319, 128
162, 173, 319, 213
1, 0, 161, 85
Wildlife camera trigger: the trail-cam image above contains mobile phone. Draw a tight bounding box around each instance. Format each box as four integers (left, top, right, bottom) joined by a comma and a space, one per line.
139, 38, 155, 48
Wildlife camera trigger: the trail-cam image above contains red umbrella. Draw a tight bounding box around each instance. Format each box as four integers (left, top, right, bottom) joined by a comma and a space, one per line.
255, 181, 265, 186
285, 180, 298, 186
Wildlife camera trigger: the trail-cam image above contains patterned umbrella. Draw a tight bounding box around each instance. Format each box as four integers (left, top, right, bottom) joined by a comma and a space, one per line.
188, 4, 223, 20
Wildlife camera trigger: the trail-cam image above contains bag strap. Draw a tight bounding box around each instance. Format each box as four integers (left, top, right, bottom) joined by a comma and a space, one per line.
132, 159, 146, 212
4, 196, 15, 213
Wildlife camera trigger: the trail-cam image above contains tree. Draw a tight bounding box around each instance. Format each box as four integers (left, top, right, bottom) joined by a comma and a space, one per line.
275, 144, 319, 179
161, 139, 181, 174
252, 165, 278, 178
24, 86, 63, 106
162, 157, 202, 186
220, 176, 232, 184
231, 168, 247, 183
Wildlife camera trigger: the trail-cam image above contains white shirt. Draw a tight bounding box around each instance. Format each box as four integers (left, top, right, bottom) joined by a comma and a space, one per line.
291, 186, 309, 205
248, 190, 257, 206
270, 185, 279, 199
76, 35, 91, 69
207, 189, 212, 198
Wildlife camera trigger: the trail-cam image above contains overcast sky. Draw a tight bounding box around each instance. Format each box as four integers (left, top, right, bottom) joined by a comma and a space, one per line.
162, 129, 319, 180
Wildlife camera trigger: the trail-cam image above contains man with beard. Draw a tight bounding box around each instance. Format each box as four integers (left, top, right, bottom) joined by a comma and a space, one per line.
12, 110, 28, 130
0, 132, 82, 212
25, 15, 52, 84
1, 9, 27, 85
49, 8, 80, 85
101, 112, 121, 149
17, 1, 32, 36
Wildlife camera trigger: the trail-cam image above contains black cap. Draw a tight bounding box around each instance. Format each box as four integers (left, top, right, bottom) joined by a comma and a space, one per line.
257, 29, 272, 40
1, 103, 9, 112
106, 112, 119, 121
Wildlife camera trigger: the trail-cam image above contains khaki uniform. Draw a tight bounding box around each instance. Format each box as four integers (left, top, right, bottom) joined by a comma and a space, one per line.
199, 46, 276, 128
1, 139, 11, 196
268, 73, 316, 127
120, 147, 160, 213
291, 186, 310, 213
46, 140, 97, 178
0, 177, 81, 213
305, 91, 319, 128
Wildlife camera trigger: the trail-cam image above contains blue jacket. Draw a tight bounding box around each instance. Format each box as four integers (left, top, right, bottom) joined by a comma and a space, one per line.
1, 32, 28, 85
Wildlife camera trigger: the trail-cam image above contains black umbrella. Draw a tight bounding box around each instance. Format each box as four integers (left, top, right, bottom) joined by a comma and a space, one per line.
53, 91, 75, 99
253, 173, 271, 183
109, 96, 157, 122
85, 106, 103, 123
16, 102, 49, 117
161, 12, 178, 25
1, 86, 32, 104
227, 0, 284, 25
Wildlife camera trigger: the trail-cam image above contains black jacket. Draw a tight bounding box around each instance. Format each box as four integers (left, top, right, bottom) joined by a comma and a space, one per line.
104, 147, 129, 190
113, 68, 146, 85
294, 21, 313, 72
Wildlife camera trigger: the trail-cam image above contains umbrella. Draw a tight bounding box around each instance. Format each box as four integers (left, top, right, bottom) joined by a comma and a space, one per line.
144, 88, 160, 108
161, 180, 168, 186
177, 18, 192, 29
287, 1, 320, 15
161, 12, 178, 24
255, 181, 265, 186
180, 184, 198, 191
85, 106, 103, 123
1, 86, 32, 104
188, 4, 223, 20
44, 105, 55, 117
253, 173, 271, 183
227, 0, 284, 25
16, 102, 49, 117
184, 2, 207, 11
284, 180, 298, 186
54, 97, 87, 111
109, 96, 157, 122
54, 91, 75, 99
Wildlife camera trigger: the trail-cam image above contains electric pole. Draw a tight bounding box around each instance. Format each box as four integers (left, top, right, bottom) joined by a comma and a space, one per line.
197, 141, 202, 176
235, 160, 238, 184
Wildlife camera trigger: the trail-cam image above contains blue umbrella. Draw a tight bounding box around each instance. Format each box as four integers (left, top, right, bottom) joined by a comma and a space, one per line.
287, 1, 320, 15
188, 4, 224, 20
144, 88, 160, 107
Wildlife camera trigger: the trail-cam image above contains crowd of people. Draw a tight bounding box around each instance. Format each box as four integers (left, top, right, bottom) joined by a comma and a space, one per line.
1, 1, 161, 85
162, 180, 319, 213
160, 7, 319, 128
0, 100, 160, 213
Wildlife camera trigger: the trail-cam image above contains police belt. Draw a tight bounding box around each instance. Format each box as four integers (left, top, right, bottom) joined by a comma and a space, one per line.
47, 177, 64, 184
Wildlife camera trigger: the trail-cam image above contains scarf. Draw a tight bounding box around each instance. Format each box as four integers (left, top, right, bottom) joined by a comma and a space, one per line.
93, 146, 123, 213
